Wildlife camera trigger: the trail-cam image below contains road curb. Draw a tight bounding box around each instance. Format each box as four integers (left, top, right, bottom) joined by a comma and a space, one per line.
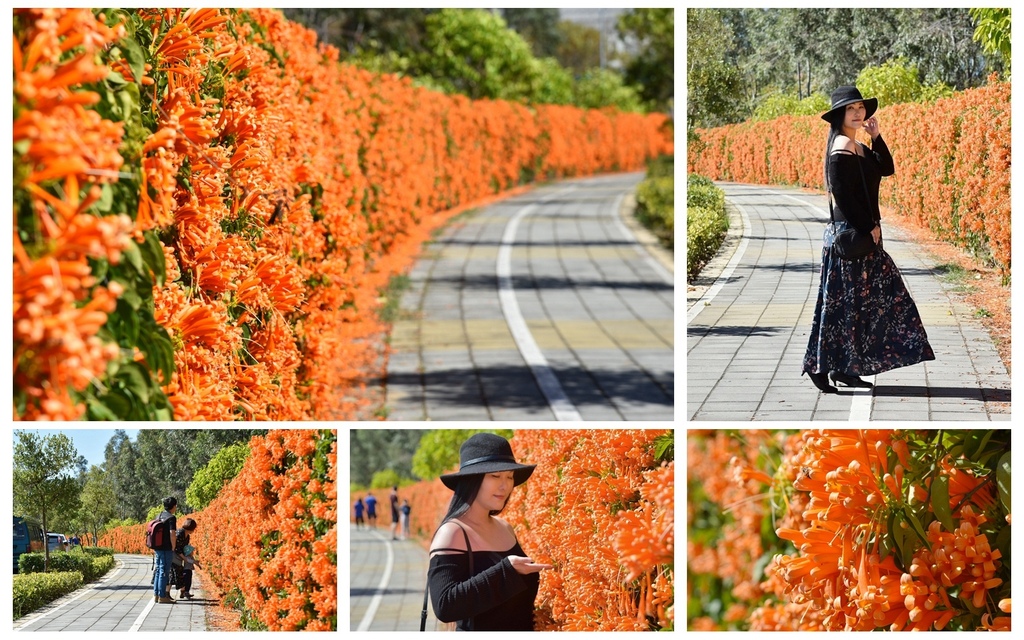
618, 190, 674, 276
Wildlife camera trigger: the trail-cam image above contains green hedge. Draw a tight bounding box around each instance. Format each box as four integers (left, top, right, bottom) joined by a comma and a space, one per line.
13, 571, 84, 620
635, 176, 675, 249
82, 546, 115, 557
18, 551, 116, 582
686, 173, 729, 282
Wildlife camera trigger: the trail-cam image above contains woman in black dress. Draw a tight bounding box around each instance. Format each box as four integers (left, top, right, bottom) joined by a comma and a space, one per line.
803, 86, 934, 393
427, 433, 551, 631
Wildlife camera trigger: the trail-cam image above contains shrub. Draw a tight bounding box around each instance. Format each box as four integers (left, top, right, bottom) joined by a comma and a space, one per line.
13, 571, 84, 620
81, 546, 114, 557
687, 206, 728, 283
20, 551, 114, 582
635, 177, 675, 249
646, 154, 674, 179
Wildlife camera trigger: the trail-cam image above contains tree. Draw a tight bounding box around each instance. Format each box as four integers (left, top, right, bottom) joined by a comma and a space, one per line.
531, 57, 575, 106
349, 430, 426, 486
415, 9, 539, 101
618, 8, 674, 112
14, 431, 82, 571
970, 8, 1011, 74
78, 465, 117, 548
687, 9, 743, 127
501, 8, 563, 58
104, 429, 147, 520
186, 442, 250, 510
555, 20, 602, 75
574, 68, 644, 112
411, 429, 514, 480
282, 8, 433, 59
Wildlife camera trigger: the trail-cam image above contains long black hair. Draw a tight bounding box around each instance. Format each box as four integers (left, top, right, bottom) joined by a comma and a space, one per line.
823, 118, 844, 193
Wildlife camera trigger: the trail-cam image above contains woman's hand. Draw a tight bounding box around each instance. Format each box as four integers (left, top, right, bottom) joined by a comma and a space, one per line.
871, 225, 881, 244
863, 116, 880, 139
508, 555, 553, 575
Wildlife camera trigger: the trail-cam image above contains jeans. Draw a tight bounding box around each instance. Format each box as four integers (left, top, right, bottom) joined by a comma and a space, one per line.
154, 549, 174, 597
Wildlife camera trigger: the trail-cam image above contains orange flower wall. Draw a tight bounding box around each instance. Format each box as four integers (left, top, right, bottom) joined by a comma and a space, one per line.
13, 8, 673, 421
100, 429, 337, 631
687, 81, 1010, 275
351, 429, 674, 631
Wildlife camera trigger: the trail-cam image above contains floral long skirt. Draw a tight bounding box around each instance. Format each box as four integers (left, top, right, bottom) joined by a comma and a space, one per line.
803, 224, 935, 376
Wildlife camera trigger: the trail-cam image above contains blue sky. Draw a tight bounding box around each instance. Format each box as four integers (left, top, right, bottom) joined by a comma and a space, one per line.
13, 429, 139, 469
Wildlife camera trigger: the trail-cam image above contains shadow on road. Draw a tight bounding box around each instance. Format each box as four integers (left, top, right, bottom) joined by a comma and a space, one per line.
687, 325, 785, 337
873, 385, 1011, 402
428, 273, 672, 292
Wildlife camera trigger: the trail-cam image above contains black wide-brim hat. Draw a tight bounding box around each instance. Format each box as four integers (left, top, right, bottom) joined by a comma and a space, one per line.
821, 85, 878, 124
440, 433, 536, 490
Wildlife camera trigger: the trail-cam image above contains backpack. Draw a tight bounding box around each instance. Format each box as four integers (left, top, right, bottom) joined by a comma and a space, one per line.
145, 516, 169, 550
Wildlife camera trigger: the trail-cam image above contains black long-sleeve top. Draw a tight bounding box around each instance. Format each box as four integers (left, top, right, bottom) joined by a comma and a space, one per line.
827, 134, 895, 233
428, 541, 540, 631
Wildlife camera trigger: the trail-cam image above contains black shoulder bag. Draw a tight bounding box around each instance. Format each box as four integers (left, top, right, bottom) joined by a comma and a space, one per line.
829, 148, 877, 260
421, 523, 474, 631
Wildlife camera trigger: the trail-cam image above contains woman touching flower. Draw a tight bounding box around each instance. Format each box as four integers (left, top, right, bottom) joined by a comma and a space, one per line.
427, 433, 552, 631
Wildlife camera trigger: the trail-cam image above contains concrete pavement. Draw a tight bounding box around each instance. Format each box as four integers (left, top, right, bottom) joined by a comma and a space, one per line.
687, 182, 1011, 421
350, 525, 443, 632
14, 553, 209, 632
386, 172, 674, 421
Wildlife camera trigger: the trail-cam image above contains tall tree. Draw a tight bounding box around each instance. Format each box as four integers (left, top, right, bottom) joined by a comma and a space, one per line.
14, 431, 82, 571
501, 8, 563, 58
282, 8, 433, 58
103, 429, 146, 520
555, 20, 602, 75
618, 8, 674, 112
78, 465, 117, 547
350, 430, 426, 486
970, 8, 1011, 73
687, 8, 743, 127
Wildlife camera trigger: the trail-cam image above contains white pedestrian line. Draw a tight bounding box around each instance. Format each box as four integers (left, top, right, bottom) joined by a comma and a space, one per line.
497, 186, 583, 421
686, 198, 751, 325
15, 559, 127, 631
128, 597, 156, 632
356, 528, 395, 632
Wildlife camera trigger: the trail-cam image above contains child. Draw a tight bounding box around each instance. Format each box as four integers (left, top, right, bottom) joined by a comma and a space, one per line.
400, 499, 411, 540
178, 544, 201, 599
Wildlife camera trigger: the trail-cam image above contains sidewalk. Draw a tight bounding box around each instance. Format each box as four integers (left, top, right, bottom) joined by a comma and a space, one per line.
687, 182, 1011, 421
385, 172, 674, 421
350, 525, 443, 631
15, 554, 209, 632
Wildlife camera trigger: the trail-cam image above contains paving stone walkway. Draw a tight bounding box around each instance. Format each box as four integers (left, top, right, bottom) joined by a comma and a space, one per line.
687, 182, 1011, 421
350, 524, 440, 631
386, 172, 674, 421
14, 553, 209, 632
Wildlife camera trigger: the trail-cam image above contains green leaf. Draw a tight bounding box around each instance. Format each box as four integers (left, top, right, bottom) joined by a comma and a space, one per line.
14, 138, 32, 155
116, 361, 150, 405
996, 451, 1011, 514
905, 509, 931, 550
120, 35, 147, 89
86, 397, 119, 421
889, 510, 906, 571
121, 240, 144, 276
96, 184, 114, 213
930, 474, 955, 533
139, 231, 167, 287
139, 324, 175, 386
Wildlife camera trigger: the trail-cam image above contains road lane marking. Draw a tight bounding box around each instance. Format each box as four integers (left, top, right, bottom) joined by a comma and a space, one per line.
686, 198, 751, 324
355, 529, 395, 632
497, 187, 583, 421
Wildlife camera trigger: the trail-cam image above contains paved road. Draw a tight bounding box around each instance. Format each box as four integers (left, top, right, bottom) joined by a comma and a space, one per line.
386, 172, 674, 421
350, 525, 442, 631
14, 554, 209, 632
687, 182, 1010, 421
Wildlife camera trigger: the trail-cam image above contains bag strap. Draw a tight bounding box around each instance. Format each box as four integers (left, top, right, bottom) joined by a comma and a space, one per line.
421, 523, 474, 631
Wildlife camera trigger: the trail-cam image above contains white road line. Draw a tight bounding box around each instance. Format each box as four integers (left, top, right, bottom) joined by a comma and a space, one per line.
766, 188, 876, 421
128, 597, 156, 632
497, 188, 583, 421
686, 199, 751, 324
356, 529, 395, 632
15, 559, 127, 631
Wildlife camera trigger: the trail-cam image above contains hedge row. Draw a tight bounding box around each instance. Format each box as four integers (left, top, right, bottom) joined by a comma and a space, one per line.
18, 550, 115, 582
13, 8, 673, 421
13, 572, 84, 620
687, 78, 1009, 275
686, 174, 728, 282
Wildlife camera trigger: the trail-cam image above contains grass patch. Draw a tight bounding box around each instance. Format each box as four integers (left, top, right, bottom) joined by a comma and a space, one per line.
377, 274, 411, 325
934, 262, 978, 292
